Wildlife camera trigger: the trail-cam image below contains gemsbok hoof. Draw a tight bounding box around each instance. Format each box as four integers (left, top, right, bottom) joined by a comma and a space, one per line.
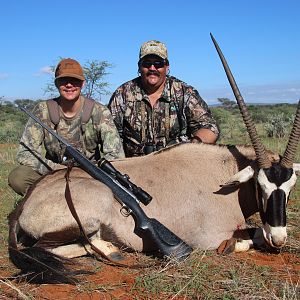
217, 238, 237, 254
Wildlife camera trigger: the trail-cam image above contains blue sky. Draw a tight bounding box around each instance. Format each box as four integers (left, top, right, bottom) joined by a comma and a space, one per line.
1, 0, 299, 105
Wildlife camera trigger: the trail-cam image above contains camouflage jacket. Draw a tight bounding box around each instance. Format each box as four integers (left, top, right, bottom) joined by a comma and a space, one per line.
17, 96, 125, 175
108, 76, 219, 156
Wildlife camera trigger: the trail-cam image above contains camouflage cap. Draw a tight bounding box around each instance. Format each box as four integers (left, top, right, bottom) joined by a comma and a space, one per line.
55, 58, 85, 81
139, 40, 168, 60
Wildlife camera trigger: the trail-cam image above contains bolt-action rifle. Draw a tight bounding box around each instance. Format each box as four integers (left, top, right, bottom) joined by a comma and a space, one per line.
19, 105, 192, 260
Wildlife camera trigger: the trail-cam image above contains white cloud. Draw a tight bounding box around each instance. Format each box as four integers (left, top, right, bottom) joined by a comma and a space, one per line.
0, 73, 9, 79
287, 87, 300, 93
33, 66, 53, 77
202, 81, 300, 104
40, 66, 53, 74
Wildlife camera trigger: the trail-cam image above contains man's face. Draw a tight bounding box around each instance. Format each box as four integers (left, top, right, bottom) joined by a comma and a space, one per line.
139, 55, 169, 90
56, 77, 84, 101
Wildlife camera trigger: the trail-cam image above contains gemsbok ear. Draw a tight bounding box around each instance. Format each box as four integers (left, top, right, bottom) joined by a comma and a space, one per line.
293, 163, 300, 175
220, 166, 255, 187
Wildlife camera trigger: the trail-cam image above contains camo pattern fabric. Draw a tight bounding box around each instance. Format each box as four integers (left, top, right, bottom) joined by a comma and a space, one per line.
108, 75, 219, 156
17, 96, 125, 175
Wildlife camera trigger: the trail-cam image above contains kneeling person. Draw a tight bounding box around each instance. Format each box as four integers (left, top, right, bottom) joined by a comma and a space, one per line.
9, 58, 124, 195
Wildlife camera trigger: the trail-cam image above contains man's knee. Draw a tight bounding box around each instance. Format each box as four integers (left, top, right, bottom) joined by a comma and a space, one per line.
8, 165, 41, 196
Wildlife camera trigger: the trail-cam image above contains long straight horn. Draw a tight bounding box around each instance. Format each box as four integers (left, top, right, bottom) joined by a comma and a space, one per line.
210, 33, 271, 169
280, 100, 300, 168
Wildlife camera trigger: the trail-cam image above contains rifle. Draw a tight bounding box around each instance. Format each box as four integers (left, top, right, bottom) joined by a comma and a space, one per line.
19, 105, 193, 260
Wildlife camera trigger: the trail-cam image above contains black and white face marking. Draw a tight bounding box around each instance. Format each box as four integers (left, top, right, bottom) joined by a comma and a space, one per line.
257, 164, 297, 248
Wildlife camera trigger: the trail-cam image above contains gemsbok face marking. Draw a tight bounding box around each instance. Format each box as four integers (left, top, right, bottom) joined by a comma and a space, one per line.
257, 165, 297, 248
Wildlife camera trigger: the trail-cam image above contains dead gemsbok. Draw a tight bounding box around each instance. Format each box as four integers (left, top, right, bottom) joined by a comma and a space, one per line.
8, 35, 300, 282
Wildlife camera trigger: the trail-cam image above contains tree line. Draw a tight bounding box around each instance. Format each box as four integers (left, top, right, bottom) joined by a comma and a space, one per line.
0, 98, 297, 145
213, 99, 296, 144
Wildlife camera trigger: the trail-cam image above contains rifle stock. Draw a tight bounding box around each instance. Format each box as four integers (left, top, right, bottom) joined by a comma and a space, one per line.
19, 105, 193, 260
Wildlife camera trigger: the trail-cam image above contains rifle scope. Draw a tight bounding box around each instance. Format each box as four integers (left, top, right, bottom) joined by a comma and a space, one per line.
98, 158, 152, 206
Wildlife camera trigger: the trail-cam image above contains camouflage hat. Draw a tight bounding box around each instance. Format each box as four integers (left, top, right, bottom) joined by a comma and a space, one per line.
139, 40, 168, 60
55, 58, 85, 81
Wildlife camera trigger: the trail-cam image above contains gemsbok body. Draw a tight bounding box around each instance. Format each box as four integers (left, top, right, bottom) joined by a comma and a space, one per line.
8, 35, 300, 282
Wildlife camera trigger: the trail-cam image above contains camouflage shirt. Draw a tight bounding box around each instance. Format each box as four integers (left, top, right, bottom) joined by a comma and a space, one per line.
17, 96, 125, 175
108, 76, 219, 156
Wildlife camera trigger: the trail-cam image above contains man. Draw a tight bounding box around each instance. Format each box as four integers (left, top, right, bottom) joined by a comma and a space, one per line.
9, 58, 124, 195
108, 40, 219, 157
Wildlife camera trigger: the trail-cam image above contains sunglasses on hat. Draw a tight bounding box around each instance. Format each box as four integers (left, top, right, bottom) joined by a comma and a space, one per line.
141, 60, 165, 69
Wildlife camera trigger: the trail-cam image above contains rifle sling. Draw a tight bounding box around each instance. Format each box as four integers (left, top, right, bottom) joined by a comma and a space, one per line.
63, 164, 146, 268
64, 164, 107, 258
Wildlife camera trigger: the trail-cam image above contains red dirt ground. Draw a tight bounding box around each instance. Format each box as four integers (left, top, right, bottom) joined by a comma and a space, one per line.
0, 250, 299, 300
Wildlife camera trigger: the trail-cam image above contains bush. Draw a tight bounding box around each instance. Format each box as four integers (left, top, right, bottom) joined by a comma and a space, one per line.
0, 99, 39, 143
264, 113, 292, 138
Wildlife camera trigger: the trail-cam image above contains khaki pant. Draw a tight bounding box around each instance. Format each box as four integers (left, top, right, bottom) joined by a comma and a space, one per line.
8, 165, 42, 196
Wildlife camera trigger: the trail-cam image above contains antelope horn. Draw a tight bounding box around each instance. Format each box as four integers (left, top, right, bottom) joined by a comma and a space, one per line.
210, 33, 271, 169
280, 100, 300, 168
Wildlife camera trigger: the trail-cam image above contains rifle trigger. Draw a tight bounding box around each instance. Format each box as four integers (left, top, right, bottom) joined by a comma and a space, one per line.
120, 205, 131, 217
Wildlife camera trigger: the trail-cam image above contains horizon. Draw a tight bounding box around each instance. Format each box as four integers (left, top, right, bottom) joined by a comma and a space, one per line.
2, 97, 297, 107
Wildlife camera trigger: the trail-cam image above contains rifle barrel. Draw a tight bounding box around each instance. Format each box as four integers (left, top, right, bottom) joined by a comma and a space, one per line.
18, 105, 71, 147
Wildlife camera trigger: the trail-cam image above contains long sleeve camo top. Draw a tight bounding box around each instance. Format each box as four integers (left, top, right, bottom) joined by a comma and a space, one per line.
108, 76, 219, 156
17, 97, 125, 175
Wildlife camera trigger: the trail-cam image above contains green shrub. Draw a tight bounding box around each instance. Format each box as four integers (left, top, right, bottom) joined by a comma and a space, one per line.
0, 99, 39, 143
264, 113, 292, 138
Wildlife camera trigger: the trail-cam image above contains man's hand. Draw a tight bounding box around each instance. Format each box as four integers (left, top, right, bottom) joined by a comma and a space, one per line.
193, 128, 218, 144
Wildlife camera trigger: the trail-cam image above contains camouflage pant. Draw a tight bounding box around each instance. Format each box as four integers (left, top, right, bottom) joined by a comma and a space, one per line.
8, 165, 41, 196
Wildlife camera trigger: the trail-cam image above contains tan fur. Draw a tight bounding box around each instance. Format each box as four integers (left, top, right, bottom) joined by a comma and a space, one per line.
17, 143, 277, 253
